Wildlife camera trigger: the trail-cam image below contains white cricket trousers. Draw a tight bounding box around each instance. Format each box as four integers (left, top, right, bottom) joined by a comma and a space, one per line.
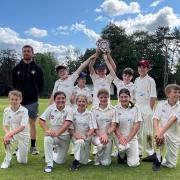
156, 136, 179, 168
114, 137, 140, 167
72, 138, 90, 164
92, 136, 112, 166
4, 135, 29, 164
44, 135, 70, 167
137, 104, 154, 156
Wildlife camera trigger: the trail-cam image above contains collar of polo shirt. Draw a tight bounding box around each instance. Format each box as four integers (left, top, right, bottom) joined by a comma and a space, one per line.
117, 103, 132, 110
96, 105, 112, 111
164, 100, 179, 108
10, 105, 24, 113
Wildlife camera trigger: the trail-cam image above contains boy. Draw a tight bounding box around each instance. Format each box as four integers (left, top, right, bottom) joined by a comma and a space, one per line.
89, 49, 116, 108
71, 72, 92, 106
152, 84, 180, 171
1, 90, 29, 169
39, 91, 73, 173
134, 59, 157, 159
113, 67, 135, 102
49, 54, 96, 108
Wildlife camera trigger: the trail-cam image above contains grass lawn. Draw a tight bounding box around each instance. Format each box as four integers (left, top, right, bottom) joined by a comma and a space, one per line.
0, 98, 180, 180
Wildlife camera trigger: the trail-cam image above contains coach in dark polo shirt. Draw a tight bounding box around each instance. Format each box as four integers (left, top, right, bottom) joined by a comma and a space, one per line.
12, 45, 44, 155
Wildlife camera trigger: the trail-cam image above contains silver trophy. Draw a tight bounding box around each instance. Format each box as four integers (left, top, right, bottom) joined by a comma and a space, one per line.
96, 39, 110, 53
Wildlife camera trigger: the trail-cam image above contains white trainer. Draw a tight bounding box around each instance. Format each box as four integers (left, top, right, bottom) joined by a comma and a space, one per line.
1, 161, 10, 169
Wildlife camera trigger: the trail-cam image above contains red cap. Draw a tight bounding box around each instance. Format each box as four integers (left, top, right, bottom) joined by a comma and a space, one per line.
138, 59, 150, 68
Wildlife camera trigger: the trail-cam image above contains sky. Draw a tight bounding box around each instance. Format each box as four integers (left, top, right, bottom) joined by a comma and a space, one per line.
0, 0, 180, 61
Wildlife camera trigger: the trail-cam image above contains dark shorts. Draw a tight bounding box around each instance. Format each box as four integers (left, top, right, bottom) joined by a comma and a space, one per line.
24, 102, 39, 119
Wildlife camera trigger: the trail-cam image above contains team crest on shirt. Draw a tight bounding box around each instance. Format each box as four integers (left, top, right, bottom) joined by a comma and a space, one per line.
96, 114, 99, 118
118, 113, 121, 116
50, 115, 55, 119
63, 115, 67, 120
17, 71, 21, 75
31, 70, 36, 74
162, 109, 165, 113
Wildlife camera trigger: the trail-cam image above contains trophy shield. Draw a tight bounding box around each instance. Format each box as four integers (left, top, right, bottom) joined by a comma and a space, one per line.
96, 39, 110, 53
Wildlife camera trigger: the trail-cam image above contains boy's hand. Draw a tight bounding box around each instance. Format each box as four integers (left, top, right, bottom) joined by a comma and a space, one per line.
3, 133, 13, 144
74, 132, 86, 140
96, 48, 101, 56
45, 129, 56, 136
102, 54, 108, 60
89, 54, 97, 61
118, 135, 127, 146
100, 133, 108, 144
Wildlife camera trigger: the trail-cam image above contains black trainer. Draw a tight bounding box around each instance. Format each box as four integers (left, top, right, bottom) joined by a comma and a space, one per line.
142, 153, 157, 162
117, 153, 127, 165
152, 157, 162, 171
70, 159, 79, 171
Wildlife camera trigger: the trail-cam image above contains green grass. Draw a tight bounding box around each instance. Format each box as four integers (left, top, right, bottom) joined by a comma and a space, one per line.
0, 98, 180, 180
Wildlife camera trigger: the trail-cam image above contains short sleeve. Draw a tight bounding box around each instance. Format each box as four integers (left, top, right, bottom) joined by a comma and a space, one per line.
52, 80, 59, 95
112, 109, 117, 123
150, 78, 157, 98
40, 105, 53, 121
90, 73, 97, 84
70, 72, 79, 83
107, 74, 114, 83
87, 88, 93, 102
152, 102, 162, 120
113, 77, 122, 87
3, 110, 10, 126
20, 109, 29, 126
66, 111, 74, 122
89, 112, 97, 129
114, 108, 120, 124
174, 109, 180, 123
134, 106, 143, 123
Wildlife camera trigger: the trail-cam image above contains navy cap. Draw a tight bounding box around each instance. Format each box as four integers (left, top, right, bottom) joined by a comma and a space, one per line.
78, 72, 87, 79
95, 63, 106, 70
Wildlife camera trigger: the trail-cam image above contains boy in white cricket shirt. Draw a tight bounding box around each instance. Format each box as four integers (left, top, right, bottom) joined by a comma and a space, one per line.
89, 49, 116, 108
39, 91, 74, 173
134, 59, 157, 160
71, 72, 92, 107
1, 90, 29, 169
113, 67, 135, 102
102, 54, 135, 157
69, 95, 97, 170
152, 84, 180, 171
114, 88, 142, 167
49, 54, 96, 107
92, 89, 116, 166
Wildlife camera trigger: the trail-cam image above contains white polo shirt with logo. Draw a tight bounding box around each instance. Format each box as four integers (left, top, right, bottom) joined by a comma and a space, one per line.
92, 105, 116, 135
134, 74, 157, 105
72, 85, 92, 103
90, 73, 113, 107
113, 77, 135, 101
3, 105, 29, 137
52, 72, 79, 106
115, 104, 142, 140
153, 100, 180, 143
71, 110, 97, 136
40, 104, 73, 136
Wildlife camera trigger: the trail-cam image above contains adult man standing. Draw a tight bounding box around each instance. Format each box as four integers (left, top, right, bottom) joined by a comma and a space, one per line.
12, 45, 44, 155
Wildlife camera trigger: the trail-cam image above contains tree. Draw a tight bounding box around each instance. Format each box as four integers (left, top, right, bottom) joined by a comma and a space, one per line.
155, 26, 180, 89
0, 49, 19, 95
34, 52, 58, 96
